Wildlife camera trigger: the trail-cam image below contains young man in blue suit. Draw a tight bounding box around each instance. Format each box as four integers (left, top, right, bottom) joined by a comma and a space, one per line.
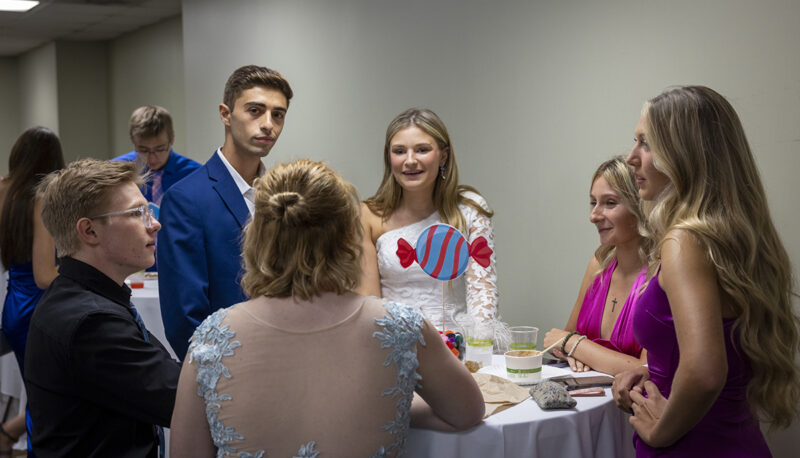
112, 105, 200, 209
114, 106, 200, 272
157, 65, 293, 359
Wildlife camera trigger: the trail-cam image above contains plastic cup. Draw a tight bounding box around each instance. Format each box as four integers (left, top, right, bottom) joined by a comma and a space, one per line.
465, 337, 494, 368
509, 326, 538, 351
505, 349, 543, 384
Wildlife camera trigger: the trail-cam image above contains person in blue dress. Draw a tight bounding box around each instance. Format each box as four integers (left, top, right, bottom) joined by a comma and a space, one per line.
0, 126, 64, 457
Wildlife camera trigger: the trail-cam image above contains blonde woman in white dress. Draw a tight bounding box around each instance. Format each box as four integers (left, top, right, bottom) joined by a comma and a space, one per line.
359, 108, 498, 332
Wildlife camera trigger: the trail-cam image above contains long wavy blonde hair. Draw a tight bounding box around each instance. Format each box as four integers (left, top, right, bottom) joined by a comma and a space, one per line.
591, 156, 651, 275
364, 108, 492, 234
643, 86, 799, 428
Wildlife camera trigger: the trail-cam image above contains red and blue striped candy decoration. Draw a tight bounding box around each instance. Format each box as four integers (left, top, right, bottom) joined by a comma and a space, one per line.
415, 224, 469, 281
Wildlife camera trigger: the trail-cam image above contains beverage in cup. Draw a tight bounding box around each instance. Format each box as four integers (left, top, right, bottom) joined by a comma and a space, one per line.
509, 326, 538, 351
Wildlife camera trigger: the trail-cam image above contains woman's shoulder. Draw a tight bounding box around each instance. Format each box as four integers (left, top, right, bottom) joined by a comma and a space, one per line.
458, 190, 493, 227
371, 299, 427, 350
587, 256, 604, 275
579, 256, 606, 293
458, 189, 490, 210
658, 228, 713, 284
360, 201, 386, 240
360, 201, 384, 226
366, 297, 425, 327
187, 305, 242, 362
660, 228, 706, 260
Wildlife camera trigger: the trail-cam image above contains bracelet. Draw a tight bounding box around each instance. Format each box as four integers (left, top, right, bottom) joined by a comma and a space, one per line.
561, 331, 578, 354
567, 335, 587, 358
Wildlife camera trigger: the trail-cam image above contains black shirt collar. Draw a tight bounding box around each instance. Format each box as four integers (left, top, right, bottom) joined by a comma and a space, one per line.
58, 257, 132, 307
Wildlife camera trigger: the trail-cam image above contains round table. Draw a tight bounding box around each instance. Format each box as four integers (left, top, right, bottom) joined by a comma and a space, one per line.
406, 356, 635, 458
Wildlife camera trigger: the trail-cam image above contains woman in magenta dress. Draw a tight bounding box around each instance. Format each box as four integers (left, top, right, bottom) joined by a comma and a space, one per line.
543, 156, 650, 375
612, 86, 799, 457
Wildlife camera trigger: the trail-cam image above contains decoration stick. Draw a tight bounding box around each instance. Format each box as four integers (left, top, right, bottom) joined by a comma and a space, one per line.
441, 281, 446, 333
541, 335, 568, 354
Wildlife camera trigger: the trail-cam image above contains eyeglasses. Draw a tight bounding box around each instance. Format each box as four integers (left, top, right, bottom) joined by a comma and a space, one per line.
135, 145, 170, 156
89, 205, 156, 229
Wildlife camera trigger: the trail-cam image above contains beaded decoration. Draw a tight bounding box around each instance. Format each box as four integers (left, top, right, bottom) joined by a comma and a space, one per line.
439, 329, 466, 360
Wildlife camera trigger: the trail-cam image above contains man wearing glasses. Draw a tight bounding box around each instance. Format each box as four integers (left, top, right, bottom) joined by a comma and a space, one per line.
24, 159, 179, 457
112, 105, 200, 209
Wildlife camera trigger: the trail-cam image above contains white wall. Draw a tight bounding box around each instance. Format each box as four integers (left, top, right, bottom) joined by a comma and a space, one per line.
18, 43, 59, 136
109, 16, 185, 157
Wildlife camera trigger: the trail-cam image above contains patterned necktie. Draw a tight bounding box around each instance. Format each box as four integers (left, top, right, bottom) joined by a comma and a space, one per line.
129, 303, 165, 457
150, 171, 164, 207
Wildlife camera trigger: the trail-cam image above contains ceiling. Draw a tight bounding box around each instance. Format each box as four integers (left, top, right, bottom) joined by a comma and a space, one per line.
0, 0, 181, 57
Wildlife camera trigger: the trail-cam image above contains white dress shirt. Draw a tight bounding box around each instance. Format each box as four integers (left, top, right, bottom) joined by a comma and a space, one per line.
215, 148, 266, 216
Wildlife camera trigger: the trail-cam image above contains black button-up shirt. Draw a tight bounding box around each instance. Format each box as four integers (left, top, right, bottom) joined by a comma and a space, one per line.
24, 257, 181, 457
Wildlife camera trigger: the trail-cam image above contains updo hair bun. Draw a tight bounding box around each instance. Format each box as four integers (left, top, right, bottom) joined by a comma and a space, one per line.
267, 191, 310, 226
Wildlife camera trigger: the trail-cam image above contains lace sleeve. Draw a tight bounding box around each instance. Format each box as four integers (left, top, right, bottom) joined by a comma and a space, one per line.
461, 193, 498, 324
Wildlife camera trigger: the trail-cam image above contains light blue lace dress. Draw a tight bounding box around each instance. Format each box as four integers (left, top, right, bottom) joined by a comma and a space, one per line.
187, 298, 425, 457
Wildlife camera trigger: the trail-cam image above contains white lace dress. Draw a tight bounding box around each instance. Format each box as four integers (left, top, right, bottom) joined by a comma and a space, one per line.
376, 191, 498, 330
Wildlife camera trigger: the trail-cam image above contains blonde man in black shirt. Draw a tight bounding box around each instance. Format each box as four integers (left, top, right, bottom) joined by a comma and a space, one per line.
24, 159, 179, 457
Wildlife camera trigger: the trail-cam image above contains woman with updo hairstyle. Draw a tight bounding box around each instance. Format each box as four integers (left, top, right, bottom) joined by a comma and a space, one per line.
543, 156, 650, 375
170, 159, 483, 457
359, 108, 498, 331
612, 86, 800, 456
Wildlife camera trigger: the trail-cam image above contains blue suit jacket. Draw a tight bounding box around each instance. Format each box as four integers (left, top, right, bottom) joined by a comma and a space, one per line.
111, 149, 201, 203
156, 151, 249, 359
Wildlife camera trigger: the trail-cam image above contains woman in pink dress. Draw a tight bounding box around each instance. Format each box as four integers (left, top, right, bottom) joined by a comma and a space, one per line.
613, 86, 799, 456
543, 156, 650, 375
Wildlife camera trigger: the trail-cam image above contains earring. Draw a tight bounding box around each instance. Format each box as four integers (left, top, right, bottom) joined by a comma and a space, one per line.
440, 165, 446, 180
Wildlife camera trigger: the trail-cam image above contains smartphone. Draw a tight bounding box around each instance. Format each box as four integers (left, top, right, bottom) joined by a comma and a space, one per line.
549, 375, 614, 391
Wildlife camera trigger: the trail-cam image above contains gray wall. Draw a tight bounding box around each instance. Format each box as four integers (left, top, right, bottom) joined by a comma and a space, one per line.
0, 16, 183, 174
109, 15, 185, 156
181, 0, 800, 324
18, 43, 59, 138
56, 42, 111, 163
0, 58, 20, 174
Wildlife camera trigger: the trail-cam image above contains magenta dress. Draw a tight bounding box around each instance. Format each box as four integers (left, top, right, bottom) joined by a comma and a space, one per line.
633, 271, 771, 457
575, 259, 646, 358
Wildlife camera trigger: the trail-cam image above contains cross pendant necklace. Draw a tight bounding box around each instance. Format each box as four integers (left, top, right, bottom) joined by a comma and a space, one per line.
611, 298, 618, 313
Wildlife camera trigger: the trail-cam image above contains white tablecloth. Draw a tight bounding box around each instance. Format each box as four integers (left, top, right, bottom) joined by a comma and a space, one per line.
131, 284, 177, 360
406, 356, 636, 458
130, 283, 176, 456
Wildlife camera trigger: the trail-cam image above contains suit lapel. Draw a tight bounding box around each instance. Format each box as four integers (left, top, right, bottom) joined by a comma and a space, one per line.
205, 152, 250, 228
